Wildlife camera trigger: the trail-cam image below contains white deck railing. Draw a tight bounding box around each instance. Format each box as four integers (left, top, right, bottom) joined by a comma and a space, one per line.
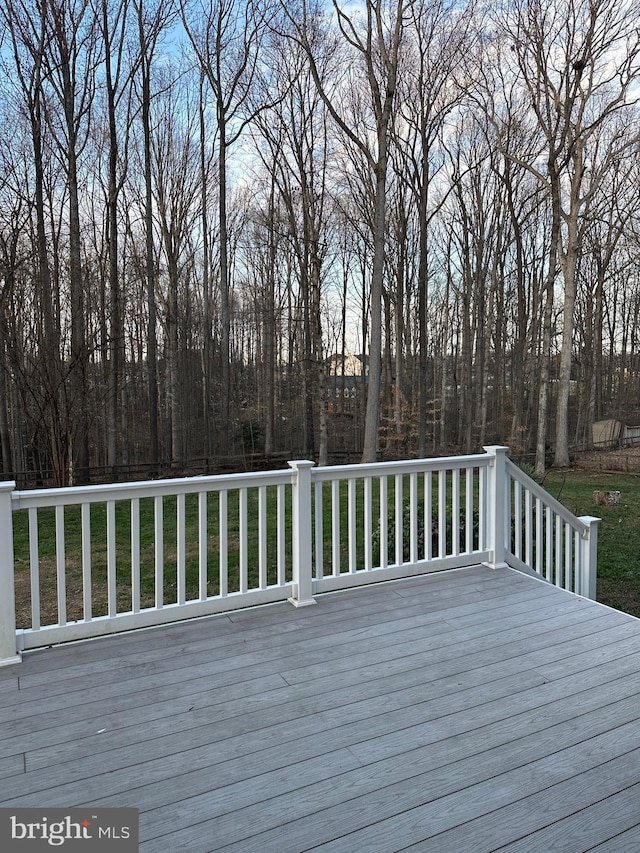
504, 457, 599, 599
0, 446, 599, 665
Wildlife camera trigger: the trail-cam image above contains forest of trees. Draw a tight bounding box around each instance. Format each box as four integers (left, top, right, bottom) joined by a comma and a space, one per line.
0, 0, 639, 486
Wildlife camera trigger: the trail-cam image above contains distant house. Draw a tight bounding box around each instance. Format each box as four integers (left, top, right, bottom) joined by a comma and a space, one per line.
325, 354, 366, 414
326, 353, 367, 378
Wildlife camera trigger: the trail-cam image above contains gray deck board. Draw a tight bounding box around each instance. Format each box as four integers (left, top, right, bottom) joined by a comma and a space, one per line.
6, 571, 542, 697
586, 824, 640, 852
1, 565, 640, 852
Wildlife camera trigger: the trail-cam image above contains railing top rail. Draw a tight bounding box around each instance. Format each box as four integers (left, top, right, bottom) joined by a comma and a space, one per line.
11, 468, 294, 510
505, 458, 590, 536
310, 453, 491, 482
9, 453, 493, 508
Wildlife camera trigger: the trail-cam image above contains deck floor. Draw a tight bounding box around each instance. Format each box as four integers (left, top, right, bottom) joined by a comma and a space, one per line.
2, 565, 640, 851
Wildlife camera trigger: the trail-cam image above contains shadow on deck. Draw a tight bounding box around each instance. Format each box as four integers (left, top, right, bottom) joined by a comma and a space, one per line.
1, 564, 640, 852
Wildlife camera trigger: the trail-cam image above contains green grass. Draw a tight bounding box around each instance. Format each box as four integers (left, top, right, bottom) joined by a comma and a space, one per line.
12, 467, 639, 629
12, 489, 295, 627
11, 473, 479, 629
538, 469, 640, 618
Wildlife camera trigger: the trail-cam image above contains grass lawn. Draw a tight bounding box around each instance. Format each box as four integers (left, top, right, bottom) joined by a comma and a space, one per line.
11, 466, 640, 629
10, 474, 478, 629
540, 468, 640, 618
11, 490, 294, 628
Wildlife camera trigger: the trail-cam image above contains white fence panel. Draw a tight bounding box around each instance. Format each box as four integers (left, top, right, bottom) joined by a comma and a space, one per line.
9, 470, 295, 653
0, 449, 600, 665
310, 455, 491, 594
504, 458, 599, 598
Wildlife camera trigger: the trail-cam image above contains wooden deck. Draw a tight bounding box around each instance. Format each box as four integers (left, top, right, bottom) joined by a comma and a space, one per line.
1, 564, 640, 851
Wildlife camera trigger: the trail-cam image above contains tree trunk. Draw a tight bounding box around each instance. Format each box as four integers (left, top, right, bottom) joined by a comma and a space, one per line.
535, 197, 560, 478
554, 146, 583, 468
362, 158, 387, 463
103, 1, 121, 475
218, 117, 232, 455
141, 41, 160, 466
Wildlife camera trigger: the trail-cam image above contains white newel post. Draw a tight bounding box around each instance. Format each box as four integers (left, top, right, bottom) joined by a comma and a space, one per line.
0, 482, 20, 666
483, 446, 510, 569
577, 515, 599, 600
288, 461, 317, 607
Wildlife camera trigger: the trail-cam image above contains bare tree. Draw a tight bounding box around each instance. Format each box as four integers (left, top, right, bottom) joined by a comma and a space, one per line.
197, 67, 218, 460
281, 0, 411, 462
150, 65, 201, 464
396, 0, 473, 455
38, 0, 99, 483
575, 158, 639, 438
93, 0, 136, 475
181, 0, 272, 454
0, 142, 33, 475
497, 0, 640, 469
1, 0, 91, 484
252, 31, 333, 463
131, 0, 175, 466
